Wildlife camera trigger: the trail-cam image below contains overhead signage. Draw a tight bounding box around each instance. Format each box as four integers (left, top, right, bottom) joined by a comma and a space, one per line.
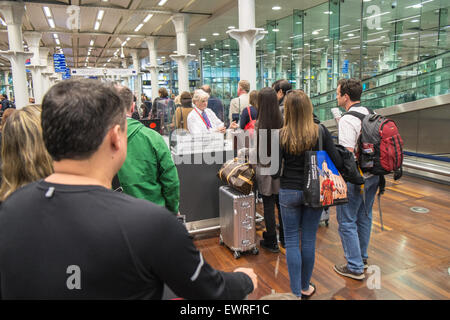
54, 54, 67, 73
62, 68, 71, 80
342, 59, 349, 74
71, 68, 137, 76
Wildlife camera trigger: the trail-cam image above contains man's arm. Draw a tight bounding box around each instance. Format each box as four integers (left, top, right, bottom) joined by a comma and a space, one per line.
338, 116, 358, 156
126, 210, 256, 299
154, 135, 180, 214
187, 113, 201, 134
229, 98, 238, 122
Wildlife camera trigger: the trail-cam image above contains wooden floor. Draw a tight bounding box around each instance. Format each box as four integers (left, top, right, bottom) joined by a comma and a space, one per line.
193, 175, 450, 300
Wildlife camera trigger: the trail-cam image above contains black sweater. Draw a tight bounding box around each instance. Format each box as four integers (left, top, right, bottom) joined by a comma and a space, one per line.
0, 180, 253, 299
274, 125, 344, 190
239, 106, 258, 129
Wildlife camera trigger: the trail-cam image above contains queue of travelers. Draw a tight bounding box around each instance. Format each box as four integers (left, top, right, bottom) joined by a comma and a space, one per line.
0, 76, 379, 300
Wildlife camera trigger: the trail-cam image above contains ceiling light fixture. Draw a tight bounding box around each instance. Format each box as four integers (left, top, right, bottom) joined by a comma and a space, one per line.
323, 11, 333, 14
200, 38, 206, 42
228, 26, 235, 29
90, 40, 94, 46
143, 14, 153, 23
213, 33, 219, 36
97, 10, 105, 21
158, 0, 168, 6
134, 23, 144, 32
273, 28, 279, 32
272, 6, 281, 10
0, 17, 6, 26
48, 18, 55, 28
43, 6, 52, 18
94, 21, 100, 30
190, 43, 196, 46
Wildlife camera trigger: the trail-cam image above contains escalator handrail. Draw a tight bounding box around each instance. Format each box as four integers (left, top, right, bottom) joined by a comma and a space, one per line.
310, 51, 450, 101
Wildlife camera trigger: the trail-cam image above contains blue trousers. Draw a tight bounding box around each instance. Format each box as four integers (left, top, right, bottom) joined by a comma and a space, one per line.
336, 175, 379, 273
279, 189, 322, 297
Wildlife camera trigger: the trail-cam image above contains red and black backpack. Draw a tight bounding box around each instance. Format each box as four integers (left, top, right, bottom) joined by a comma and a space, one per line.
345, 107, 404, 178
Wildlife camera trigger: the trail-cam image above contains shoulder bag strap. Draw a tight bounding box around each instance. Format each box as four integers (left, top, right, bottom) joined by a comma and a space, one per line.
247, 107, 252, 121
318, 124, 324, 151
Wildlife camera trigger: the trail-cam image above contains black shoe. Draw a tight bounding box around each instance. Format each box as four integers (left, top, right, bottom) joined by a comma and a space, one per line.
260, 240, 280, 253
333, 264, 365, 280
363, 259, 368, 270
301, 283, 316, 300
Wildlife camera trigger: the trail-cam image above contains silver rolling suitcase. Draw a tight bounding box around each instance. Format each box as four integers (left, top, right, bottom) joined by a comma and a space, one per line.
219, 186, 259, 259
320, 207, 330, 227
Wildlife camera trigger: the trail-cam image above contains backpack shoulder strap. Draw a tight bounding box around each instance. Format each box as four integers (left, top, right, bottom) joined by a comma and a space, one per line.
344, 111, 366, 121
366, 106, 375, 114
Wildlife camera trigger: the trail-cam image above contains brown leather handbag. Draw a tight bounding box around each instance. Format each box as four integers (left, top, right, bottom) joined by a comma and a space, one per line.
218, 158, 255, 195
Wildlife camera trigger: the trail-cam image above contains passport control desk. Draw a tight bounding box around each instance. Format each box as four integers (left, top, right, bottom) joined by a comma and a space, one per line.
171, 133, 234, 235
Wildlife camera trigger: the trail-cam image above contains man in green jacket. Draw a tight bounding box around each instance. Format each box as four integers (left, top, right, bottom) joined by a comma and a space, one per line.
116, 85, 179, 214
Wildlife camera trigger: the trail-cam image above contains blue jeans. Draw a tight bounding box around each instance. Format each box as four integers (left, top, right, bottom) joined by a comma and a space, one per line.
279, 189, 322, 297
336, 175, 379, 274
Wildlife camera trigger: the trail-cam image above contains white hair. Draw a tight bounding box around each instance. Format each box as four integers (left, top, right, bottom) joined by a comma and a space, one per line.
192, 89, 209, 102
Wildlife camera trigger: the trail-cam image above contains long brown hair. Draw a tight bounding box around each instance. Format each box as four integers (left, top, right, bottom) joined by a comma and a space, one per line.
0, 105, 53, 201
280, 90, 318, 154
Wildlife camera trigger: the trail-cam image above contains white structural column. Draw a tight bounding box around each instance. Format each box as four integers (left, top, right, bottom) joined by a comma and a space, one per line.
43, 55, 56, 89
129, 49, 142, 106
23, 32, 46, 104
121, 59, 130, 87
39, 47, 51, 95
144, 37, 160, 100
3, 71, 11, 98
0, 1, 32, 109
170, 14, 195, 93
227, 0, 267, 91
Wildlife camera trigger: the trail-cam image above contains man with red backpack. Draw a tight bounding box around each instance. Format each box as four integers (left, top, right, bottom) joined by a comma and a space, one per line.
333, 79, 381, 281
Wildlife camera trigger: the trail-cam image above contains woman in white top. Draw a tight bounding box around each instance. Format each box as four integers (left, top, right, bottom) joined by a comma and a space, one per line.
187, 89, 238, 134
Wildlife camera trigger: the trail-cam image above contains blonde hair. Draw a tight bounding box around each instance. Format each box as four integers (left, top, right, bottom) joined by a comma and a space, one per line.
0, 108, 16, 131
192, 89, 209, 103
238, 80, 250, 93
0, 105, 53, 201
280, 90, 318, 155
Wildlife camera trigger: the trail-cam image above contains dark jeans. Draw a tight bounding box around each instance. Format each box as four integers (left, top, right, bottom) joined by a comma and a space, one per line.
261, 194, 284, 244
279, 189, 322, 297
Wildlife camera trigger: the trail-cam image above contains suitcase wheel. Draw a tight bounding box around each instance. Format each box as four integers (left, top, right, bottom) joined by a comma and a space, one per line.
219, 235, 224, 245
252, 247, 259, 255
325, 219, 329, 227
233, 251, 241, 259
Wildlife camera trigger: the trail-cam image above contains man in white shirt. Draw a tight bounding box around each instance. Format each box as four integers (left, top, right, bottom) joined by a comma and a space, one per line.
228, 80, 250, 123
188, 89, 238, 134
333, 78, 379, 281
